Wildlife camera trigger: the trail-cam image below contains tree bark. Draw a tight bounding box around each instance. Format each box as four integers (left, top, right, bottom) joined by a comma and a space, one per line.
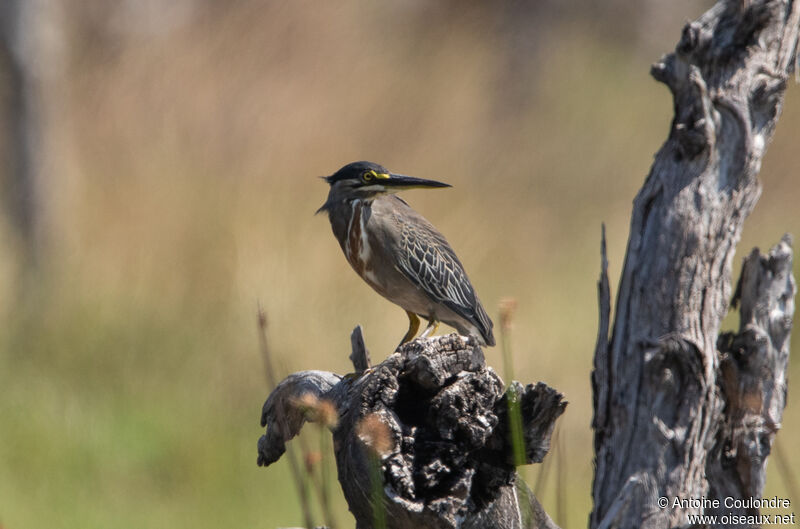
0, 0, 45, 267
258, 333, 566, 529
591, 1, 798, 528
0, 0, 65, 272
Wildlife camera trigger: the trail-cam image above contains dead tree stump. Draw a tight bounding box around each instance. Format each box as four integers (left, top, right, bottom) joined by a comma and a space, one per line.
258, 333, 566, 529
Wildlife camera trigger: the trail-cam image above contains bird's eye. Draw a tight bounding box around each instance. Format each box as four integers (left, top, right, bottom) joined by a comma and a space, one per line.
363, 170, 375, 181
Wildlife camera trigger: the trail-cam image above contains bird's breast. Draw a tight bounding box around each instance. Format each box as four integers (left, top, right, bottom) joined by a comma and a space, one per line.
345, 200, 381, 286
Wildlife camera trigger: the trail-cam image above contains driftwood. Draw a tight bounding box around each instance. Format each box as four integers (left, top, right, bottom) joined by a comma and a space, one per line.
591, 1, 798, 528
258, 333, 566, 529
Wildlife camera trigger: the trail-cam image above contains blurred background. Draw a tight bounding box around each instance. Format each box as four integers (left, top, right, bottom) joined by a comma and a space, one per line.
0, 1, 797, 528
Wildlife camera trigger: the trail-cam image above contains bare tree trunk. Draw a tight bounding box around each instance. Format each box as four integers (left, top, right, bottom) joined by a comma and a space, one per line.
591, 1, 798, 528
0, 0, 44, 267
0, 0, 67, 279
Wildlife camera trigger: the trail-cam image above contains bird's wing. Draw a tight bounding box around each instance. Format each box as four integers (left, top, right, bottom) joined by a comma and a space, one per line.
390, 205, 493, 340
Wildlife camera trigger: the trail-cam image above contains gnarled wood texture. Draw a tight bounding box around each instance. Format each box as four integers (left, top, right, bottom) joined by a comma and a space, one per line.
259, 333, 565, 529
591, 1, 798, 527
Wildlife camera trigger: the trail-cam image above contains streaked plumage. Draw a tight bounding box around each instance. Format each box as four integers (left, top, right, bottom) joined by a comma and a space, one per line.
318, 161, 495, 347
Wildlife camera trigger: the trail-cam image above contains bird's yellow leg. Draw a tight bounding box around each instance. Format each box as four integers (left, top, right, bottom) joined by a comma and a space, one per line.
420, 319, 440, 338
399, 311, 421, 345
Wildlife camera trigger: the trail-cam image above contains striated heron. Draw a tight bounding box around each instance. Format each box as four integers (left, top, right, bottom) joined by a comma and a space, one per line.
317, 161, 495, 347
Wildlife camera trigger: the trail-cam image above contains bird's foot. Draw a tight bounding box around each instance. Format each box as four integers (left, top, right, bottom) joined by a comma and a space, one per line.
419, 320, 440, 339
398, 311, 421, 348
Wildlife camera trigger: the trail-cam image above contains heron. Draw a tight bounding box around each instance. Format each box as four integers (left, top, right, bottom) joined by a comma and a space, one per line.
318, 161, 495, 347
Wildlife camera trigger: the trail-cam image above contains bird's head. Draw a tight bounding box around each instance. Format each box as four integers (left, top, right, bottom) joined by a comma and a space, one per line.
318, 161, 450, 212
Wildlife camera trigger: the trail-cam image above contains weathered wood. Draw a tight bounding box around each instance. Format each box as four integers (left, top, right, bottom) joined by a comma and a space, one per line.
258, 332, 565, 529
709, 236, 795, 520
591, 224, 611, 457
349, 325, 371, 374
257, 370, 342, 467
591, 1, 798, 528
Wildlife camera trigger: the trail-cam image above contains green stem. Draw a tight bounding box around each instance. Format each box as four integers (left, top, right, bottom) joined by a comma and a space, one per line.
501, 322, 525, 466
500, 316, 531, 526
507, 386, 526, 467
368, 454, 386, 529
319, 426, 338, 529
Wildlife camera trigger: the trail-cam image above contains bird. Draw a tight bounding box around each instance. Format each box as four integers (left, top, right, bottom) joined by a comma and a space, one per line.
317, 161, 495, 347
